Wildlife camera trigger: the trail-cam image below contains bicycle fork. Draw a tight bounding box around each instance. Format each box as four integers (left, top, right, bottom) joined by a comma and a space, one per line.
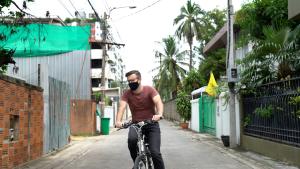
137, 138, 153, 168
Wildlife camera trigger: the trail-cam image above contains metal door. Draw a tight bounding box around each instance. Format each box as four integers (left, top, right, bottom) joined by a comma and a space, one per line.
199, 95, 216, 135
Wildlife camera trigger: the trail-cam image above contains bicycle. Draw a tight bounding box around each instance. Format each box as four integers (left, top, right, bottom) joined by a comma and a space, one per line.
119, 120, 156, 169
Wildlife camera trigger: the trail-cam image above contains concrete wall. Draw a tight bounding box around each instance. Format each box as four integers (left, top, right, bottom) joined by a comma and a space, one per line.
241, 135, 300, 167
0, 75, 44, 168
70, 100, 96, 136
163, 99, 180, 122
191, 99, 199, 132
216, 93, 230, 139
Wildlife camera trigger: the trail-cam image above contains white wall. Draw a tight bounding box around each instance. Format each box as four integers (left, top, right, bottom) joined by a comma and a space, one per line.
216, 92, 240, 145
191, 99, 200, 132
103, 101, 118, 127
216, 92, 230, 139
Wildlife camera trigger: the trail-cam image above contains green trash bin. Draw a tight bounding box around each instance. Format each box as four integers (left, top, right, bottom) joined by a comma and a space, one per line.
101, 117, 110, 135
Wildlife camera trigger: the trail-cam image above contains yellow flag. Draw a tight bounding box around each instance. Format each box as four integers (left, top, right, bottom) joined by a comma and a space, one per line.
205, 72, 218, 96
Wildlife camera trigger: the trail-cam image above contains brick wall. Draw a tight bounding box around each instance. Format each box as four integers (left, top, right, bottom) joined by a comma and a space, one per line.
0, 75, 43, 169
70, 100, 96, 136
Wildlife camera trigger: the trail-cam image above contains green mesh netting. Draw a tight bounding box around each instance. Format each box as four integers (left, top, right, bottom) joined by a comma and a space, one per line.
0, 23, 90, 57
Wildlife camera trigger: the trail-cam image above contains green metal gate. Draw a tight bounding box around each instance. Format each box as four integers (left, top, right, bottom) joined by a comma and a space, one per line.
199, 95, 216, 135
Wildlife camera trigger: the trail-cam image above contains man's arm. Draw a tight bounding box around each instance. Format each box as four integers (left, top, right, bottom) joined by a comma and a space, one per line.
152, 94, 164, 121
116, 100, 127, 128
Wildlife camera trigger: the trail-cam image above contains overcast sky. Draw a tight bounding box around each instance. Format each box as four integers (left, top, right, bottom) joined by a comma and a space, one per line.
9, 0, 247, 86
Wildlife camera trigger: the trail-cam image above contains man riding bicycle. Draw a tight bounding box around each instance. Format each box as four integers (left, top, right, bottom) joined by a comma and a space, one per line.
116, 70, 165, 169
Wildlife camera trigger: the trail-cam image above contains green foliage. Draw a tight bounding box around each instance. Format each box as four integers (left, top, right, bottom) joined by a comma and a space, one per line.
289, 96, 300, 105
175, 91, 191, 122
0, 48, 16, 74
196, 8, 226, 53
1, 0, 34, 17
182, 69, 205, 94
94, 92, 102, 102
110, 81, 119, 88
255, 105, 274, 118
0, 64, 7, 74
243, 115, 251, 127
105, 96, 112, 106
290, 95, 300, 118
220, 90, 229, 110
64, 18, 97, 24
239, 25, 300, 86
64, 18, 81, 24
294, 110, 300, 119
235, 0, 295, 41
0, 0, 12, 10
289, 88, 300, 118
174, 0, 205, 70
153, 36, 188, 101
93, 92, 112, 105
198, 48, 226, 83
0, 0, 34, 73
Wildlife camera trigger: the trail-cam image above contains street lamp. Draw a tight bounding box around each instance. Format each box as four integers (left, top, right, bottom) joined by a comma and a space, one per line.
99, 5, 136, 117
109, 6, 136, 15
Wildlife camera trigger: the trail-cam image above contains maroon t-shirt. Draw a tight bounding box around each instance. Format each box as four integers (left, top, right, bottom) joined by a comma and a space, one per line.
121, 86, 158, 122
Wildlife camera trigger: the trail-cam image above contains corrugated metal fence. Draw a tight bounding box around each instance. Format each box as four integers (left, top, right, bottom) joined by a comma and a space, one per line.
6, 50, 91, 154
47, 77, 71, 152
7, 50, 91, 99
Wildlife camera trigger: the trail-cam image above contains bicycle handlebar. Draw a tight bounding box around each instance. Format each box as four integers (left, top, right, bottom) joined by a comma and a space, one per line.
117, 116, 163, 130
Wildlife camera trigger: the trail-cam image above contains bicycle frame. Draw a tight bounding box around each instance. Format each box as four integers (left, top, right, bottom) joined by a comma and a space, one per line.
133, 123, 150, 154
120, 121, 154, 169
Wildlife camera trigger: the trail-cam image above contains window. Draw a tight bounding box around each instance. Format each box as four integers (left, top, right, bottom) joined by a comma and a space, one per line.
91, 59, 102, 68
92, 78, 101, 87
9, 115, 19, 142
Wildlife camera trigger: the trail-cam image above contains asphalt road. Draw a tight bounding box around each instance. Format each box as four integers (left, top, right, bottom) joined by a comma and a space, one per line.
19, 120, 298, 169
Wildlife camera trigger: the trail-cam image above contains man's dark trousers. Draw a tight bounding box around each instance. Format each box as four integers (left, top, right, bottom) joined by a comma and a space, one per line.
128, 122, 165, 169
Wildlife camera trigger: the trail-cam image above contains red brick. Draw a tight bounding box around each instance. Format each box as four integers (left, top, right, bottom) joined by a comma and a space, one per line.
0, 78, 44, 168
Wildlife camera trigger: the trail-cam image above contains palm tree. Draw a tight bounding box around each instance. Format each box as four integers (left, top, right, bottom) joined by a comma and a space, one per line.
240, 25, 300, 86
198, 48, 226, 82
153, 36, 189, 100
174, 0, 204, 71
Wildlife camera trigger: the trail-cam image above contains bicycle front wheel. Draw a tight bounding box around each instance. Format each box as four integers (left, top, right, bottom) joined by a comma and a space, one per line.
133, 155, 149, 169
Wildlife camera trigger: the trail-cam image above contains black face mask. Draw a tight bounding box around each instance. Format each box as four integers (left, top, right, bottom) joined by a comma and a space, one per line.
129, 82, 139, 91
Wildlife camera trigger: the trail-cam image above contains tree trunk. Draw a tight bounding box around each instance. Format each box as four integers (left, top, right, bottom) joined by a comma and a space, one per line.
189, 43, 193, 71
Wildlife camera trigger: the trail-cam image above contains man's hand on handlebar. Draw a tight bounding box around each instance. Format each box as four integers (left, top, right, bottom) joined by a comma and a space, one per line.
152, 114, 163, 121
115, 121, 122, 128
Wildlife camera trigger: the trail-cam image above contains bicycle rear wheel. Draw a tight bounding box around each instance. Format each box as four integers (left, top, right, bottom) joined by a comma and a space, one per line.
133, 155, 148, 169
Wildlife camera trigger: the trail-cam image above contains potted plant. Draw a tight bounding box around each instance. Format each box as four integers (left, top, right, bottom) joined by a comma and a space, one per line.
175, 91, 191, 129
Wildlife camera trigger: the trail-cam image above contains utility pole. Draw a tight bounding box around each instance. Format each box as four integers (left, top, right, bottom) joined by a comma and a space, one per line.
227, 0, 237, 148
100, 12, 108, 118
87, 1, 133, 118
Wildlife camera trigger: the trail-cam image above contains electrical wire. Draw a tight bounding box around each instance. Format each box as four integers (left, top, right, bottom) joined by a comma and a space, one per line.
56, 0, 75, 18
103, 0, 110, 14
67, 0, 81, 17
65, 0, 90, 35
115, 0, 162, 21
100, 0, 117, 44
87, 0, 101, 21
